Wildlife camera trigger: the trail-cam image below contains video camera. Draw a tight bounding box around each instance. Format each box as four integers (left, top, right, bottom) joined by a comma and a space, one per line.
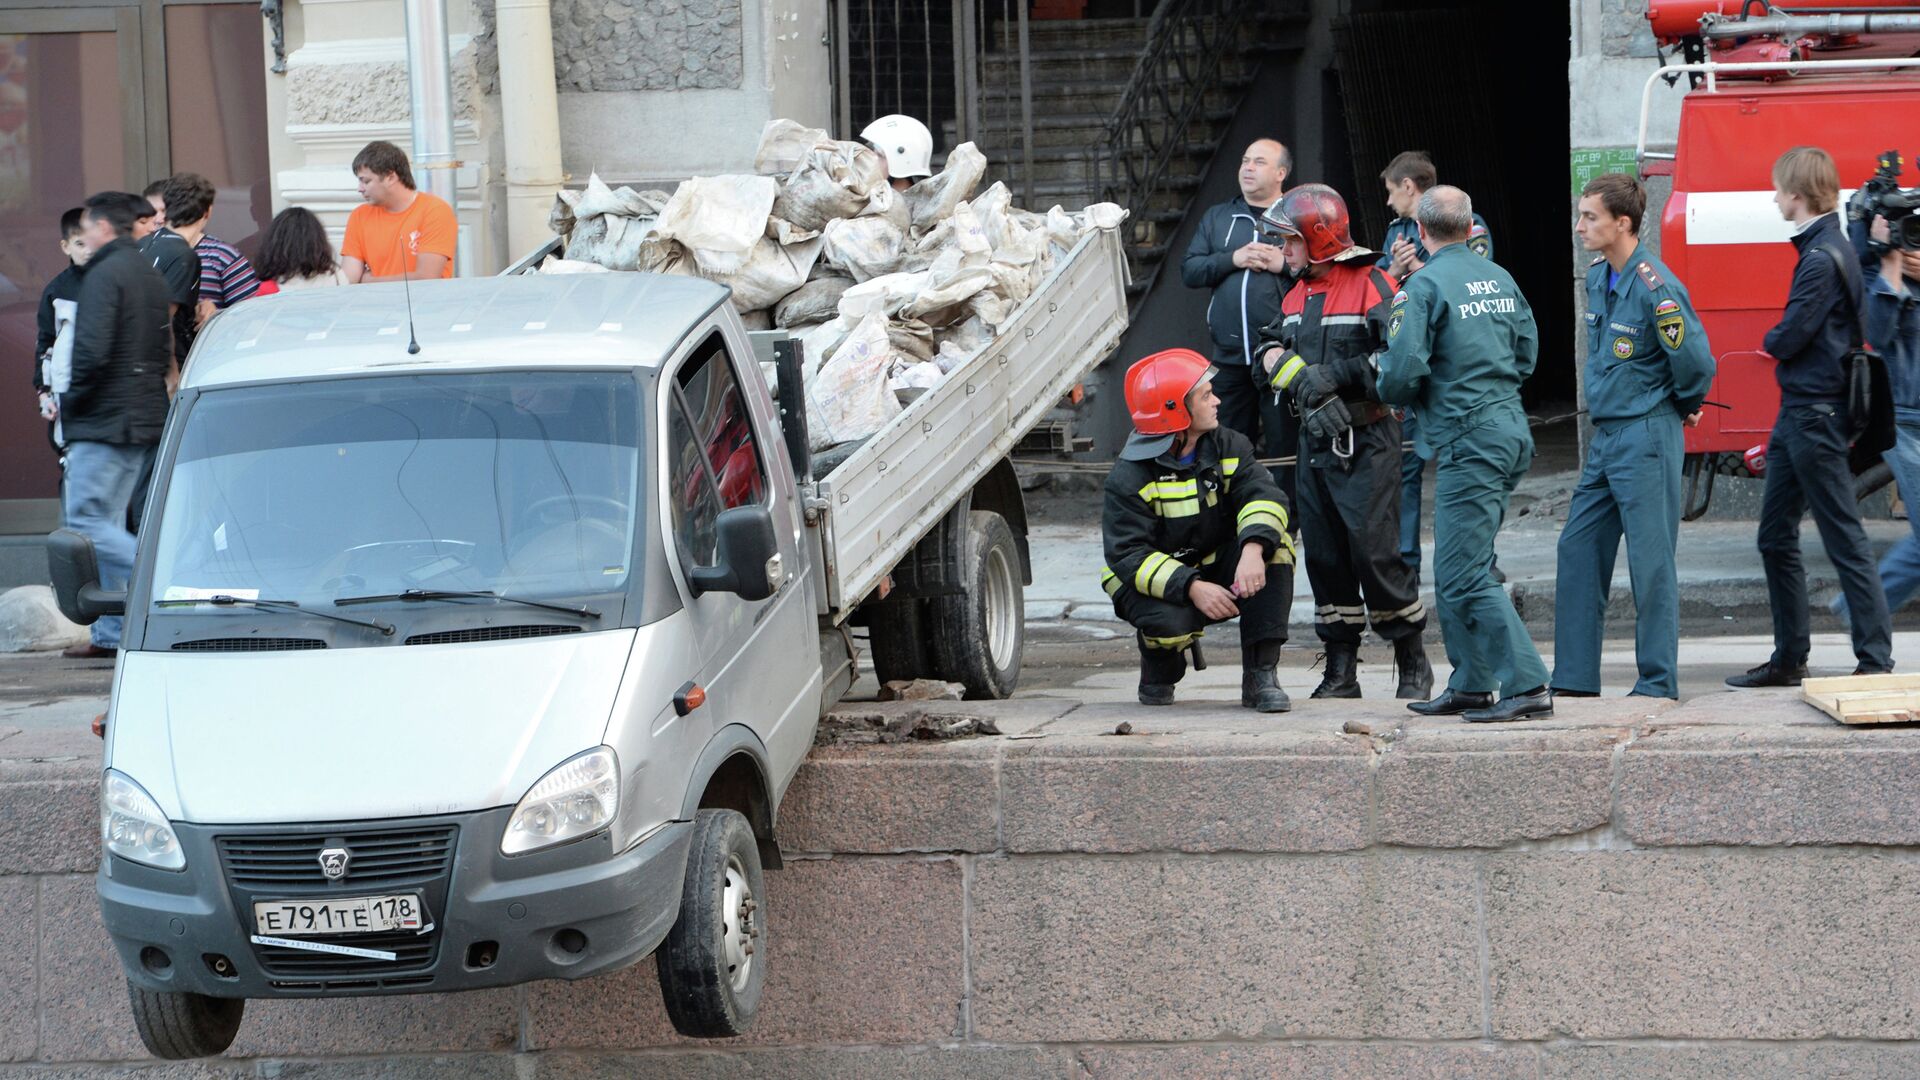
1849, 150, 1920, 255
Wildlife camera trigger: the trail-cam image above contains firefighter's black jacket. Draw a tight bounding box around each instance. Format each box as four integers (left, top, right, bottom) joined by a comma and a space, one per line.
1100, 427, 1293, 604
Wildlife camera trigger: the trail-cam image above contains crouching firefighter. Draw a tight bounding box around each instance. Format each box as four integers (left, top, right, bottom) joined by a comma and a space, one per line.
1102, 348, 1297, 711
1257, 184, 1434, 700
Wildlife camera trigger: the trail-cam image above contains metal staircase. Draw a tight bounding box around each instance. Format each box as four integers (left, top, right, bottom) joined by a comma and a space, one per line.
957, 3, 1306, 313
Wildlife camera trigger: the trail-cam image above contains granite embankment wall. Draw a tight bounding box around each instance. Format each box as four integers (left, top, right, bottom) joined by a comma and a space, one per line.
2, 691, 1918, 1078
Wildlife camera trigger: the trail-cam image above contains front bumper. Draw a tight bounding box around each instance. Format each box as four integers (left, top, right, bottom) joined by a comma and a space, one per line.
98, 808, 692, 998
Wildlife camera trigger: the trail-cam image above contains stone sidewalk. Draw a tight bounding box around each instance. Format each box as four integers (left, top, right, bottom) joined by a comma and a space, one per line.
3, 686, 1919, 1077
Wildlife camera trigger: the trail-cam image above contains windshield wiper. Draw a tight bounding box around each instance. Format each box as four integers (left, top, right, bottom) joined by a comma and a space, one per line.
334, 589, 600, 619
154, 595, 395, 636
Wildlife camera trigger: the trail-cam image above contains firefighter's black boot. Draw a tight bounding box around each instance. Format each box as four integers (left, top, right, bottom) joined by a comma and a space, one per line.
1241, 639, 1291, 713
1137, 638, 1186, 706
1311, 643, 1362, 699
1393, 635, 1434, 700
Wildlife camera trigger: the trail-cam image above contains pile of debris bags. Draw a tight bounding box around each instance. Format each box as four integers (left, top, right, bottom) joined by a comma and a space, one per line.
542, 118, 1123, 452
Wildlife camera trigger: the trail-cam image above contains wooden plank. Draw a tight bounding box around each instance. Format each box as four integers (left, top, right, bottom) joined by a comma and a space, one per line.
1802, 672, 1920, 695
1802, 673, 1920, 725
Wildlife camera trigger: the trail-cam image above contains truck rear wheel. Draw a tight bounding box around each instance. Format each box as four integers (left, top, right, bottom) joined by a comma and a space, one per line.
932, 510, 1023, 699
126, 983, 243, 1059
657, 808, 767, 1038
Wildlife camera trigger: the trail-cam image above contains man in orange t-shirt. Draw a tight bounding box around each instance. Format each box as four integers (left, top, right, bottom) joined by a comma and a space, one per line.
340, 140, 457, 282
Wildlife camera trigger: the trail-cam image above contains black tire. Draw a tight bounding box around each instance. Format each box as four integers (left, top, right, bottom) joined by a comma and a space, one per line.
657, 808, 767, 1038
126, 983, 243, 1059
864, 599, 932, 684
931, 510, 1024, 699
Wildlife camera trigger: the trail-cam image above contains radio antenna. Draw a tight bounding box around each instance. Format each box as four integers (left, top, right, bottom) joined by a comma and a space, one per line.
401, 263, 421, 355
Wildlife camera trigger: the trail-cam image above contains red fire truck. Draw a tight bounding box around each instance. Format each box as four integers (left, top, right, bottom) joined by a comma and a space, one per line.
1635, 0, 1920, 516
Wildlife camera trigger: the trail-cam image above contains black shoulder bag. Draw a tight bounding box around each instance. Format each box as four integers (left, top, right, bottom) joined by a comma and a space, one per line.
1822, 243, 1897, 472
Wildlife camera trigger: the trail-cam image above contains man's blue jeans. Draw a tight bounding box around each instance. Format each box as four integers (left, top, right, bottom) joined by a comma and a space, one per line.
1835, 417, 1920, 619
62, 441, 153, 649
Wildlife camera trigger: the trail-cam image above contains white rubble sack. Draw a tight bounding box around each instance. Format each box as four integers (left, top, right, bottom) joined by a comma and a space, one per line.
820, 215, 910, 282
0, 585, 87, 652
648, 174, 778, 277
775, 142, 892, 232
904, 142, 987, 231
536, 257, 614, 274
805, 311, 901, 451
754, 119, 833, 176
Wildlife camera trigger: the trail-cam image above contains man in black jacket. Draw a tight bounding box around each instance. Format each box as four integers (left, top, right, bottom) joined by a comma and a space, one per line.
1729, 147, 1894, 687
1181, 139, 1298, 503
58, 191, 172, 659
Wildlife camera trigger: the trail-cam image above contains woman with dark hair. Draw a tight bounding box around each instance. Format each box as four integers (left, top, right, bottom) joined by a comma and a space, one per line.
252, 206, 349, 293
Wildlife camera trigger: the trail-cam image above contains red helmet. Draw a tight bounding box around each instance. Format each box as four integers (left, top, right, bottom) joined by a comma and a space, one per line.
1124, 348, 1213, 435
1260, 184, 1357, 264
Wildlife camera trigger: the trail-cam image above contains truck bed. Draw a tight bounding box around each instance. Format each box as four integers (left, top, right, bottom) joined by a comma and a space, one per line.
811, 225, 1129, 618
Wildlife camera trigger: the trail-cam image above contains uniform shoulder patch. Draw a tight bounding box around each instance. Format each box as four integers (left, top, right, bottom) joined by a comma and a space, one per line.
1653, 298, 1681, 317
1634, 261, 1663, 290
1389, 309, 1405, 339
1467, 235, 1491, 257
1391, 289, 1409, 307
1657, 314, 1684, 349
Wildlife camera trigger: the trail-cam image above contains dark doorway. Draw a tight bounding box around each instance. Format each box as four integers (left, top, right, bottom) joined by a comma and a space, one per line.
1333, 0, 1575, 407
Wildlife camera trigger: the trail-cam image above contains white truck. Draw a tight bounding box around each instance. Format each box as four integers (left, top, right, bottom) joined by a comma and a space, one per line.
51, 224, 1126, 1058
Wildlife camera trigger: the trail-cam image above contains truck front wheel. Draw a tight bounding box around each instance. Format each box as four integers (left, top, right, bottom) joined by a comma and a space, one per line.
657, 808, 767, 1037
126, 983, 243, 1059
933, 510, 1024, 699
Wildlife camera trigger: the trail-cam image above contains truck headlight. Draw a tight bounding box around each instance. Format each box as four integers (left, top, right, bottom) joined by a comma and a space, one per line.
503, 746, 619, 855
102, 770, 185, 871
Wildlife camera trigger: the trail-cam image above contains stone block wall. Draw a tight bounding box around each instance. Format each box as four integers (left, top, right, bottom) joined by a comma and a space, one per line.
4, 693, 1919, 1076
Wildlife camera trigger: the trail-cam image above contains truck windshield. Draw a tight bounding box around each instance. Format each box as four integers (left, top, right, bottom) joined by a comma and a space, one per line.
147, 372, 641, 613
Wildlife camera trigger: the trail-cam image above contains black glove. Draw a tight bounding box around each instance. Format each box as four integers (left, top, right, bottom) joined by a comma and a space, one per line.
1291, 363, 1341, 404
1304, 395, 1353, 441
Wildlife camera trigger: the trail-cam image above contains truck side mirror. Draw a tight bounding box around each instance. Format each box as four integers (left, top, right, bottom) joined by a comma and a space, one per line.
689, 506, 780, 602
47, 528, 127, 625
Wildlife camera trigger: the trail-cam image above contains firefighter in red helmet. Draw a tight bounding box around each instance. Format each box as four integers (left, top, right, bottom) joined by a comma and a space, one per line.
1257, 184, 1434, 700
1101, 348, 1297, 710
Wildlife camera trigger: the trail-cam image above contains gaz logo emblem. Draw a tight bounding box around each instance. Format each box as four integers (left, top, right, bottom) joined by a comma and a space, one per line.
318, 846, 351, 880
1612, 336, 1634, 359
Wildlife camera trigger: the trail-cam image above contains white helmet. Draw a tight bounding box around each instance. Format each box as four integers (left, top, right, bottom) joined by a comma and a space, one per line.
860, 114, 934, 180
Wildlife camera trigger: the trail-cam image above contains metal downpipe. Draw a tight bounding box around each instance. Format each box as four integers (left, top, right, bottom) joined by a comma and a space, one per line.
403, 0, 460, 225
495, 0, 566, 260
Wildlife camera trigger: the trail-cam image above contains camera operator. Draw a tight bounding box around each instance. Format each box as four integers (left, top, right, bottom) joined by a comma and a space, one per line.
1833, 211, 1920, 619
1728, 147, 1893, 688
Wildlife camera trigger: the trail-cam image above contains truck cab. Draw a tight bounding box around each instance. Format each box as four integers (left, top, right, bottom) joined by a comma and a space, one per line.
64, 273, 813, 1056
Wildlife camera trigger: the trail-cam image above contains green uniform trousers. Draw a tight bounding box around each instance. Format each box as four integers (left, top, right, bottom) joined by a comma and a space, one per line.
1551, 408, 1684, 698
1432, 409, 1548, 695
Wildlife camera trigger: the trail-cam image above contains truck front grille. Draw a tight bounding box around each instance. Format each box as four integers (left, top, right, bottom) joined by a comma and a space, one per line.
253, 928, 439, 977
216, 825, 457, 888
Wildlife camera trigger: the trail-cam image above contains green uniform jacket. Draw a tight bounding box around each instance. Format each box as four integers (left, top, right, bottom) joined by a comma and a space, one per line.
1376, 243, 1538, 449
1377, 213, 1494, 270
1100, 428, 1293, 604
1583, 244, 1716, 425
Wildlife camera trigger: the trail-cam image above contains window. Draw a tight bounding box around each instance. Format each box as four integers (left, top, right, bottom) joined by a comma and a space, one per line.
667, 335, 767, 573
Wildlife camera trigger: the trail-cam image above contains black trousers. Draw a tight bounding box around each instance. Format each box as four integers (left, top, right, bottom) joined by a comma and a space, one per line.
1298, 416, 1427, 646
1210, 359, 1299, 514
1113, 551, 1293, 679
1757, 402, 1893, 671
